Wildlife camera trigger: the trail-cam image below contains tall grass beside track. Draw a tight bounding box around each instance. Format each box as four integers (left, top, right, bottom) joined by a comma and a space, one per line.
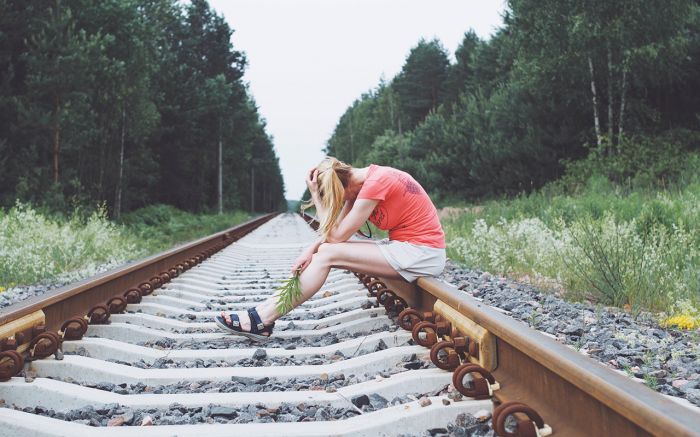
443, 177, 700, 325
0, 203, 250, 289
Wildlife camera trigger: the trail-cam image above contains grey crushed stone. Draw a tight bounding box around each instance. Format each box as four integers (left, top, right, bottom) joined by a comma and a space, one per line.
440, 260, 700, 407
4, 385, 448, 426
172, 303, 372, 323
399, 412, 494, 437
49, 353, 435, 395
135, 322, 399, 351
0, 260, 126, 310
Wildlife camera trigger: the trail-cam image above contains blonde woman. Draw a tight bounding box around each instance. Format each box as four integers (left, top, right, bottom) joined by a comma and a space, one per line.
215, 157, 446, 340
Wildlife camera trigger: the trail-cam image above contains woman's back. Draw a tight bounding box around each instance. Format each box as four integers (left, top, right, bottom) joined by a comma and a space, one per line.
357, 164, 445, 248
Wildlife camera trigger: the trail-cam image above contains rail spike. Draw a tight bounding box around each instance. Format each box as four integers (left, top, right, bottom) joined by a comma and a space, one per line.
375, 288, 395, 306
365, 279, 386, 297
87, 304, 110, 324
397, 309, 436, 331
411, 320, 451, 348
59, 317, 89, 341
0, 350, 24, 381
398, 308, 422, 331
123, 288, 142, 304
492, 401, 551, 437
452, 363, 499, 399
28, 331, 60, 360
430, 337, 469, 371
107, 296, 127, 314
148, 276, 163, 289
383, 294, 408, 315
361, 275, 375, 288
139, 281, 155, 296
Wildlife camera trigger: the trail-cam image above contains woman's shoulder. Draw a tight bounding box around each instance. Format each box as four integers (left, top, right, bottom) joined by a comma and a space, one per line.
367, 164, 401, 180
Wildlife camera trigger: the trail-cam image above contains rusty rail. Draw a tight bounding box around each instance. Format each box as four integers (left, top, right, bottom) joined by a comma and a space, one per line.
0, 213, 278, 377
414, 278, 700, 436
301, 212, 700, 437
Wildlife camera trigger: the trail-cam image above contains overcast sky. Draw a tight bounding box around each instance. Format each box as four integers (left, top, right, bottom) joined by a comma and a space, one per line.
208, 0, 506, 199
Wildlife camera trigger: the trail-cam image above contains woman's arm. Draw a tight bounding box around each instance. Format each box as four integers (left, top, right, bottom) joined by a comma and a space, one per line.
305, 167, 377, 244
291, 199, 376, 272
298, 201, 352, 261
335, 199, 353, 223
325, 199, 378, 243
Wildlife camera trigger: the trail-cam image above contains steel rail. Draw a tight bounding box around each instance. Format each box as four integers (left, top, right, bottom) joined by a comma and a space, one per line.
301, 212, 700, 437
417, 278, 700, 437
0, 213, 278, 357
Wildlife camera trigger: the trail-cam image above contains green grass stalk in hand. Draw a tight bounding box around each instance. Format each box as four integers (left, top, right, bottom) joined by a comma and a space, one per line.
276, 268, 303, 314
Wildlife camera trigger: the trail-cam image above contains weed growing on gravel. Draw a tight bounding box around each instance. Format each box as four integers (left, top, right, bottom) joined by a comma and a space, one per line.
528, 311, 542, 328
620, 364, 634, 377
661, 301, 700, 330
643, 374, 659, 390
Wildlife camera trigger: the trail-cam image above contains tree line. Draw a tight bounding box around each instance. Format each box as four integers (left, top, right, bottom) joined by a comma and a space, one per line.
0, 0, 285, 216
325, 0, 700, 200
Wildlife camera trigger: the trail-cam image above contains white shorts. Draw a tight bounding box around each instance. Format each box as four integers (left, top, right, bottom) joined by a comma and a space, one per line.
375, 238, 446, 283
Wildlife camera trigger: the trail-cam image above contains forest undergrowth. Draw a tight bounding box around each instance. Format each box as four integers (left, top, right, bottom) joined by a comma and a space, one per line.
444, 175, 700, 328
0, 203, 250, 290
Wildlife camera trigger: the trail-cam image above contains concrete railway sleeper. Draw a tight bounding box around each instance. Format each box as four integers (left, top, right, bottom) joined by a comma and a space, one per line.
0, 213, 698, 436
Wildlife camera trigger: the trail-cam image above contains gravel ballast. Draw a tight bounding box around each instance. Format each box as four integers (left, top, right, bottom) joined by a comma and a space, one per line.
0, 260, 126, 309
440, 261, 700, 407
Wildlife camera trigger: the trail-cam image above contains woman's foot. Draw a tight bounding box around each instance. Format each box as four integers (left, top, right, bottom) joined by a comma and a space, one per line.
219, 311, 253, 331
214, 307, 274, 341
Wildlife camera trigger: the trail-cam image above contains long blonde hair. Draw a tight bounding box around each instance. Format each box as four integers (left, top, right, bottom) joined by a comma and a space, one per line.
302, 157, 352, 239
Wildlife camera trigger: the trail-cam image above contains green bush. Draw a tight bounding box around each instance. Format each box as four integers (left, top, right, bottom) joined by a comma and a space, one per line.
559, 130, 700, 194
121, 205, 251, 253
0, 202, 135, 286
444, 181, 700, 315
0, 203, 251, 288
564, 215, 699, 311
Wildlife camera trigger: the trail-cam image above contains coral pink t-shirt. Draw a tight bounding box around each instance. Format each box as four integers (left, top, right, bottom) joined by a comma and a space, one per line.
357, 165, 445, 248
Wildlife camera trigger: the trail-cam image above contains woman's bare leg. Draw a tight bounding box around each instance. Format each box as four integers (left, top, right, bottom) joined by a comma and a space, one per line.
220, 242, 401, 332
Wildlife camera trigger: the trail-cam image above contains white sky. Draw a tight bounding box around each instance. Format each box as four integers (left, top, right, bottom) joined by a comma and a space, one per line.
208, 0, 506, 199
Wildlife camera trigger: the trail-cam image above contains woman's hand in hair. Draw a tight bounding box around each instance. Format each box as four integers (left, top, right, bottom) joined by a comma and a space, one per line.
306, 168, 319, 199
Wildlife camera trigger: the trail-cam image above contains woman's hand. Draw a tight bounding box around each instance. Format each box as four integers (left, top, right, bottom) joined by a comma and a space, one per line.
291, 251, 312, 274
306, 168, 319, 200
291, 239, 323, 274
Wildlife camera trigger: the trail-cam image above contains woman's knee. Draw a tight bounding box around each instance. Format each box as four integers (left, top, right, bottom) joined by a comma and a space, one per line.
314, 243, 338, 264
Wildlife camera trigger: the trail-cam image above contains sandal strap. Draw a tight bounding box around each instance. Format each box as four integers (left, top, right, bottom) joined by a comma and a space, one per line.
247, 308, 265, 334
228, 313, 241, 329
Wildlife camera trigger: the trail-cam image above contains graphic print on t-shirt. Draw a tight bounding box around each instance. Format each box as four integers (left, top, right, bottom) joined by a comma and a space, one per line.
398, 173, 421, 196
370, 204, 388, 229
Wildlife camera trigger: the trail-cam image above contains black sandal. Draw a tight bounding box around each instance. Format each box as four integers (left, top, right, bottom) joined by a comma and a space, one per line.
214, 308, 275, 342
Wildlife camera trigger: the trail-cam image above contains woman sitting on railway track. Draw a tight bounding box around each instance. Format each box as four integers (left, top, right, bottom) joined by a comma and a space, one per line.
215, 157, 446, 341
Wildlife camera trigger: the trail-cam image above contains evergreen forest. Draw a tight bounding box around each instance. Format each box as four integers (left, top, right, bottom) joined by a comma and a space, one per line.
326, 0, 700, 201
0, 0, 285, 216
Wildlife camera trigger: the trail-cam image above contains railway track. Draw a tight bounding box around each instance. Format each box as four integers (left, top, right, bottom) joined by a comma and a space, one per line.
0, 212, 699, 436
